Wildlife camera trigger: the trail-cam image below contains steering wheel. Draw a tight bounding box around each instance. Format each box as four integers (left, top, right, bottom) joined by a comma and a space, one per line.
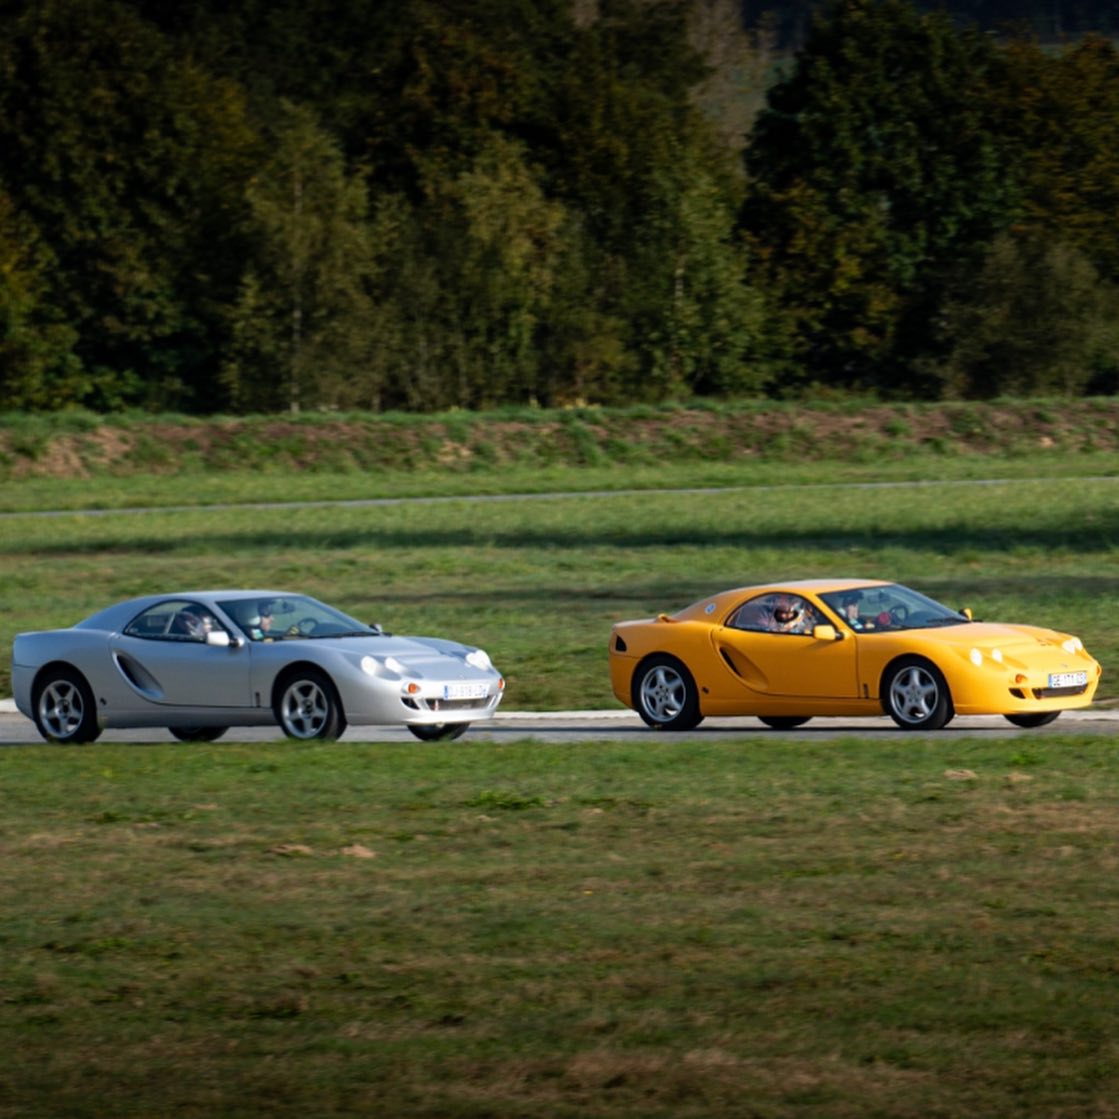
889, 605, 909, 625
288, 616, 318, 636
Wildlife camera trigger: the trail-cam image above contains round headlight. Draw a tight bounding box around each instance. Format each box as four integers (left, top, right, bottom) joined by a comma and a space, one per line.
969, 648, 983, 666
465, 649, 492, 671
360, 656, 378, 676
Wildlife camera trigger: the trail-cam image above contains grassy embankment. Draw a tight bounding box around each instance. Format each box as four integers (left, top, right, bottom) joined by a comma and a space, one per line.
1, 400, 1116, 705
2, 396, 1119, 511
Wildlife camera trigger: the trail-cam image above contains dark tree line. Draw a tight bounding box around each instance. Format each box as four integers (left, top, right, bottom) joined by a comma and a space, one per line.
1, 0, 1118, 414
745, 1, 1119, 49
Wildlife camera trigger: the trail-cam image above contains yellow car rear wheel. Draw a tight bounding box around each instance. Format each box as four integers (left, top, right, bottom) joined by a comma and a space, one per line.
633, 655, 703, 732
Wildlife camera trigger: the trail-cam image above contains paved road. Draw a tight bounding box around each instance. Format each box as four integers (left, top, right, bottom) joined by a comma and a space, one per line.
2, 706, 1116, 747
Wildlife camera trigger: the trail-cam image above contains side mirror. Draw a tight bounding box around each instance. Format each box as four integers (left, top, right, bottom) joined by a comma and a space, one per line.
813, 624, 842, 642
959, 607, 973, 621
206, 630, 232, 648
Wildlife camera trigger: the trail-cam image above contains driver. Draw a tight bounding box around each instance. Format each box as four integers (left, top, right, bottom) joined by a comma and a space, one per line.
232, 601, 274, 641
257, 602, 275, 639
840, 593, 865, 630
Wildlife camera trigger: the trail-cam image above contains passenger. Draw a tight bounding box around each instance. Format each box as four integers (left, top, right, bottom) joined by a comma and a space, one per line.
771, 595, 819, 634
172, 610, 205, 639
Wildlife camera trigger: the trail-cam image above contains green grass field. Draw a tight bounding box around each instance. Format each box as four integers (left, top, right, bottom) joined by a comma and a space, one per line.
3, 735, 1118, 1118
2, 429, 1118, 1116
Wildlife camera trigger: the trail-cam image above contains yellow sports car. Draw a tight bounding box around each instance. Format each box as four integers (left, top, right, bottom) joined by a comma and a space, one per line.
609, 579, 1101, 731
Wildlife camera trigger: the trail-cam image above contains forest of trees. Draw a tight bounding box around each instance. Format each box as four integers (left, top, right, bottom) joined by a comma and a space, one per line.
2, 0, 1119, 414
747, 1, 1119, 48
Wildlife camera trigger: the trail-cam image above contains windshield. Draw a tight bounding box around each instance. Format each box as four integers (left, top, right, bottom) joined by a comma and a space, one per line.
819, 584, 969, 633
222, 595, 376, 641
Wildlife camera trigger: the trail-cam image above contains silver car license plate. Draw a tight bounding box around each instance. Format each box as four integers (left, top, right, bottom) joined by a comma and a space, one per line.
443, 682, 488, 700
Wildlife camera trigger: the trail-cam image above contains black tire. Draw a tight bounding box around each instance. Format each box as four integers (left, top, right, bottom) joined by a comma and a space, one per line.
274, 668, 346, 740
33, 667, 101, 744
882, 657, 953, 730
632, 655, 703, 731
169, 726, 229, 742
408, 723, 469, 742
1004, 711, 1061, 728
758, 716, 812, 730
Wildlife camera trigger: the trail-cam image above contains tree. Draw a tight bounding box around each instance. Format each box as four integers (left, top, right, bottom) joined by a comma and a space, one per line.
0, 192, 83, 408
221, 103, 380, 413
0, 0, 258, 411
998, 35, 1119, 284
929, 234, 1119, 397
741, 0, 1020, 395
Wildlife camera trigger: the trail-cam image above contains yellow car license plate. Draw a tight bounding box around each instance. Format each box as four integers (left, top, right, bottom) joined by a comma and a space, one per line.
1048, 671, 1087, 688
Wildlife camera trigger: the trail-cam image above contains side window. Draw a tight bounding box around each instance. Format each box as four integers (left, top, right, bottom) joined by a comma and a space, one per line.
729, 594, 782, 632
124, 601, 223, 643
729, 593, 821, 635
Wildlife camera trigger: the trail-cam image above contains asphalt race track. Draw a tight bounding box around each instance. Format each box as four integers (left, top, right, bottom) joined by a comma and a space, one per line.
1, 702, 1117, 746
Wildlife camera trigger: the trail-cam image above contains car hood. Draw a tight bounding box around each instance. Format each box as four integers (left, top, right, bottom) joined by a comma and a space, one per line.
908, 621, 1076, 653
306, 633, 494, 673
304, 633, 466, 654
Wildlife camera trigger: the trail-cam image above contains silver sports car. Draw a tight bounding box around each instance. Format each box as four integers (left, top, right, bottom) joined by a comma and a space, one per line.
12, 591, 505, 744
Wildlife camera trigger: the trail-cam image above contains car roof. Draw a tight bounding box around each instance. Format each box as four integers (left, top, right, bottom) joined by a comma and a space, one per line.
74, 590, 302, 631
672, 579, 891, 621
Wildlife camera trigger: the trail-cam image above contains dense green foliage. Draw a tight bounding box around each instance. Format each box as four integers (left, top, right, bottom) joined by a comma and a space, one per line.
1, 0, 1118, 413
743, 1, 1119, 397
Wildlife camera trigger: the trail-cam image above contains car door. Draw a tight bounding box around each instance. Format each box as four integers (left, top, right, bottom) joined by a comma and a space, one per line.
715, 593, 860, 699
110, 600, 251, 708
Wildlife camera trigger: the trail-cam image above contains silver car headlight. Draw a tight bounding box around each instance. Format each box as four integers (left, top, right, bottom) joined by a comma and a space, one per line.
361, 655, 409, 678
465, 649, 492, 671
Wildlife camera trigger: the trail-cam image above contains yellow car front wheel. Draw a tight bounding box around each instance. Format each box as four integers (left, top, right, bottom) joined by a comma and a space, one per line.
883, 657, 953, 731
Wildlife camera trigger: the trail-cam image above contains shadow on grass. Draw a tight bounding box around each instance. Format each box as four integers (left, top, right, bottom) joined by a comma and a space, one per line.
9, 518, 1119, 558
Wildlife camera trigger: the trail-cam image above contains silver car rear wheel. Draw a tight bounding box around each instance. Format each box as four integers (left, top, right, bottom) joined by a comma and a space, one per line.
34, 668, 101, 744
275, 670, 345, 740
